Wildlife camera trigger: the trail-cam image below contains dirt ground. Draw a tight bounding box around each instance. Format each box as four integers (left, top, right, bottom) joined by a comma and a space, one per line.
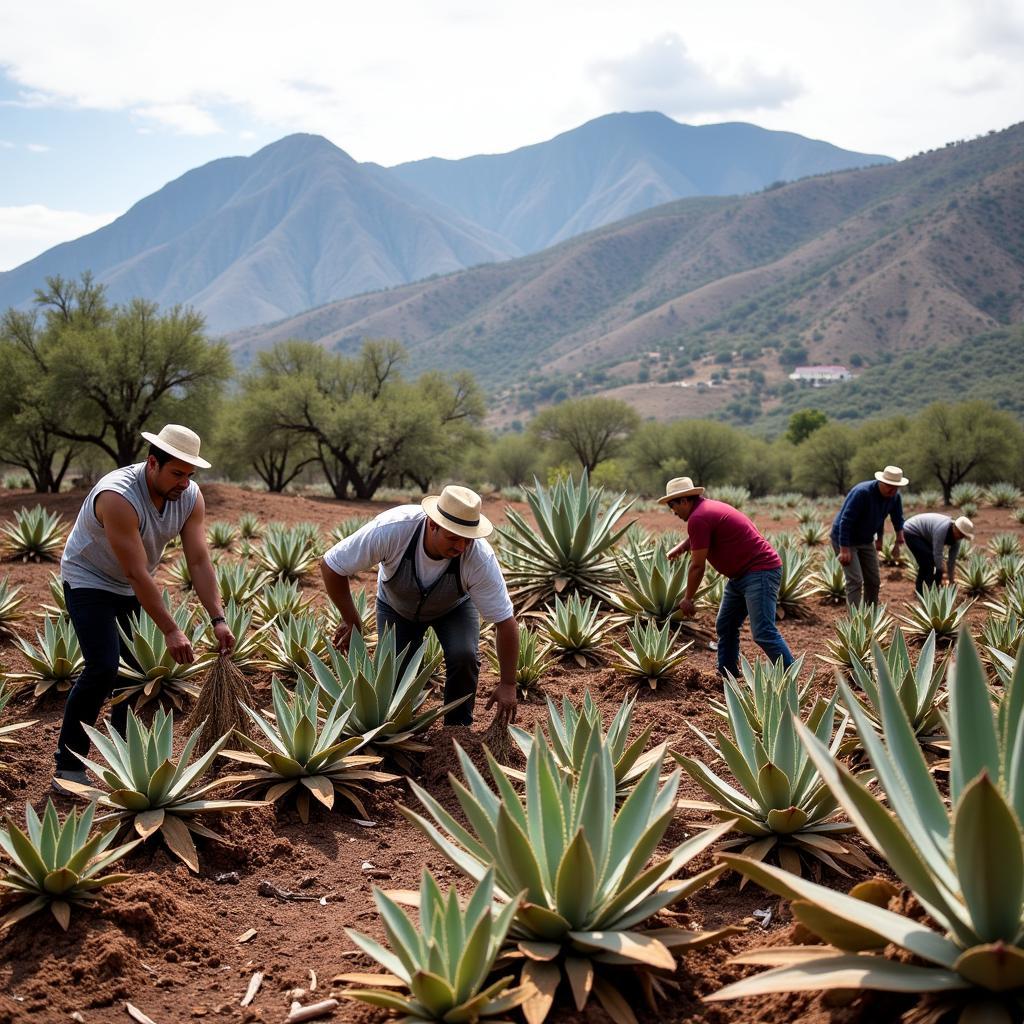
0, 482, 1018, 1024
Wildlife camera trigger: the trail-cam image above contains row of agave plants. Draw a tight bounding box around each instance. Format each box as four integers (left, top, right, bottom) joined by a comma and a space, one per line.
2, 625, 1021, 1023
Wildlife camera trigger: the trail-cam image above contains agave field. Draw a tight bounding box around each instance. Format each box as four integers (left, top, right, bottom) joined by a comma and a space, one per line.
0, 478, 1023, 1024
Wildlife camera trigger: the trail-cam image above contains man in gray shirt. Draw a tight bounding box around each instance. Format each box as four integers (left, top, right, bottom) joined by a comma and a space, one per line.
903, 512, 974, 593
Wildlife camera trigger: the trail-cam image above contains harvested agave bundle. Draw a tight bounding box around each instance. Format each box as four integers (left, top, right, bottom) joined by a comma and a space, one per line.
610, 616, 692, 688
898, 583, 973, 643
0, 799, 139, 930
810, 548, 847, 604
498, 472, 634, 611
820, 602, 894, 671
1, 505, 65, 562
956, 552, 998, 596
777, 544, 817, 617
185, 651, 256, 754
11, 615, 84, 698
206, 520, 238, 551
485, 622, 552, 699
57, 708, 263, 871
254, 522, 320, 581
259, 611, 328, 677
539, 592, 617, 666
339, 868, 532, 1023
200, 598, 269, 671
222, 676, 397, 822
403, 735, 741, 1022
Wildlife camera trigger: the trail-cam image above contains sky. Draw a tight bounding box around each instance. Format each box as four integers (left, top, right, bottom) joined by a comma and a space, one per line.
1, 0, 1022, 270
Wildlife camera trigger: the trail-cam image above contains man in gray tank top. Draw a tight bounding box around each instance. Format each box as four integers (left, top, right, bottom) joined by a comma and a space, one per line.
54, 424, 235, 786
321, 485, 519, 727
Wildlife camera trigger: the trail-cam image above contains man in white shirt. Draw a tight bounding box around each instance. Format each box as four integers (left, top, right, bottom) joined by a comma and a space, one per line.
320, 485, 519, 726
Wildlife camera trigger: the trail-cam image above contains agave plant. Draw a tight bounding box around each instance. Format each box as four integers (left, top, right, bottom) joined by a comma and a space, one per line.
995, 553, 1024, 587
611, 538, 687, 622
950, 481, 983, 507
990, 532, 1023, 558
676, 672, 866, 877
206, 520, 238, 551
115, 598, 210, 709
339, 868, 532, 1023
710, 484, 749, 510
981, 613, 1024, 668
898, 583, 973, 643
846, 629, 947, 745
164, 553, 193, 590
957, 552, 998, 596
708, 631, 1024, 1023
507, 690, 666, 800
811, 548, 847, 604
11, 615, 84, 698
237, 512, 263, 539
221, 676, 397, 823
402, 733, 741, 1023
712, 655, 812, 731
0, 800, 139, 930
0, 682, 36, 755
795, 506, 819, 526
539, 593, 617, 666
777, 545, 817, 617
985, 482, 1021, 508
255, 523, 320, 581
201, 598, 270, 671
798, 521, 828, 547
1, 505, 65, 562
820, 602, 894, 671
497, 473, 634, 611
696, 563, 725, 612
486, 623, 553, 699
610, 617, 692, 688
988, 578, 1024, 622
57, 708, 263, 871
878, 533, 907, 567
252, 577, 313, 624
0, 577, 25, 638
216, 561, 273, 606
914, 489, 943, 509
303, 627, 465, 764
259, 611, 328, 677
39, 572, 67, 617
1015, 507, 1024, 526
329, 515, 373, 543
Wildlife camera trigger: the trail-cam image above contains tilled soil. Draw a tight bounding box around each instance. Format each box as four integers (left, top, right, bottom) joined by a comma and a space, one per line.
0, 483, 1017, 1024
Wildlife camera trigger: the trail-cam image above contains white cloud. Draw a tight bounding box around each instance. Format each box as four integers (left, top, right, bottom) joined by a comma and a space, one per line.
592, 33, 801, 116
25, 142, 50, 152
132, 103, 221, 135
0, 205, 116, 270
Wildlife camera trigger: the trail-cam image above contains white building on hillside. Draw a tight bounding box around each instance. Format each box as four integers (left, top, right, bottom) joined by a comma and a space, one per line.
789, 365, 854, 385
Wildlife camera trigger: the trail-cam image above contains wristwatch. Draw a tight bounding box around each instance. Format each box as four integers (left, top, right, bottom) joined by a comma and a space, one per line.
211, 615, 226, 626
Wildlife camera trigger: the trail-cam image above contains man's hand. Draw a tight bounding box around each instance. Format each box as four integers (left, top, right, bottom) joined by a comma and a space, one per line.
678, 596, 697, 618
666, 541, 687, 562
485, 681, 517, 724
839, 546, 853, 565
165, 627, 196, 665
332, 617, 361, 652
213, 620, 236, 655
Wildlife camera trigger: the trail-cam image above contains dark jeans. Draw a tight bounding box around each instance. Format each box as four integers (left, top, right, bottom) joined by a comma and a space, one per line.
55, 584, 140, 771
376, 597, 480, 726
831, 540, 881, 607
715, 567, 794, 678
906, 534, 941, 594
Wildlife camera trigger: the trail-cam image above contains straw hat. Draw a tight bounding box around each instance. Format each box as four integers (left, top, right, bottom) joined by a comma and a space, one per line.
954, 515, 975, 540
658, 476, 705, 504
422, 485, 492, 539
874, 465, 909, 487
140, 424, 211, 469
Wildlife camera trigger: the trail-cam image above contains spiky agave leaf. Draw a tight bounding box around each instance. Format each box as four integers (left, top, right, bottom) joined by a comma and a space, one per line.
989, 533, 1023, 558
611, 616, 692, 688
164, 553, 193, 591
206, 520, 238, 551
221, 676, 398, 823
798, 521, 828, 547
497, 472, 634, 611
987, 578, 1024, 621
956, 553, 998, 597
339, 868, 532, 1023
0, 574, 26, 640
254, 523, 320, 581
708, 631, 1024, 1022
54, 707, 264, 872
538, 592, 619, 666
0, 682, 36, 752
38, 572, 67, 617
259, 611, 328, 677
486, 623, 552, 699
402, 730, 742, 1022
10, 615, 84, 698
777, 545, 817, 617
215, 561, 273, 607
820, 603, 894, 671
898, 584, 972, 643
251, 578, 313, 625
980, 613, 1024, 669
237, 513, 263, 540
711, 655, 812, 731
0, 799, 140, 930
1, 505, 65, 562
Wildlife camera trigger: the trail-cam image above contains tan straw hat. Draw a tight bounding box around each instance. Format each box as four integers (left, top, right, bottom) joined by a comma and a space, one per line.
658, 476, 705, 504
954, 515, 975, 540
422, 485, 492, 539
874, 465, 909, 487
140, 424, 212, 469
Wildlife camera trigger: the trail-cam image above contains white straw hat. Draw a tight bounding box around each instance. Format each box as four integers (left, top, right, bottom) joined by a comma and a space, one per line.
954, 515, 975, 540
658, 476, 705, 504
422, 485, 492, 539
874, 465, 909, 487
140, 424, 212, 469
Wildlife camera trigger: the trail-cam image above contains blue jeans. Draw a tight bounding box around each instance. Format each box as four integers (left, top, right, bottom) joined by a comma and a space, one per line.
376, 598, 480, 726
715, 567, 794, 678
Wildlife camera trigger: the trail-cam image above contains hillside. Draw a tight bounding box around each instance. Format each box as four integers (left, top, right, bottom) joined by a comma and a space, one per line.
390, 112, 891, 253
230, 122, 1024, 426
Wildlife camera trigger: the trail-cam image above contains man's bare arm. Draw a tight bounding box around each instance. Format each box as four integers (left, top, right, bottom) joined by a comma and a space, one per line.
180, 491, 234, 653
321, 560, 364, 650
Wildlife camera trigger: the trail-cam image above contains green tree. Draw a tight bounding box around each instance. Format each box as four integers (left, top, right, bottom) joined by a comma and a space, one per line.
482, 433, 544, 488
907, 401, 1024, 504
626, 419, 744, 495
849, 415, 911, 484
785, 408, 828, 445
530, 397, 640, 473
792, 423, 858, 496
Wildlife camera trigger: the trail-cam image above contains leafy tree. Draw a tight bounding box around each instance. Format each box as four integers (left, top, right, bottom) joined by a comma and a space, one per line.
849, 415, 912, 484
626, 419, 744, 495
483, 432, 544, 488
907, 401, 1024, 503
785, 408, 828, 445
792, 423, 858, 496
530, 397, 640, 473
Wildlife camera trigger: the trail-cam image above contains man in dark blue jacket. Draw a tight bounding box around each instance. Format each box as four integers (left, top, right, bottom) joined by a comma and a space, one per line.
829, 465, 908, 607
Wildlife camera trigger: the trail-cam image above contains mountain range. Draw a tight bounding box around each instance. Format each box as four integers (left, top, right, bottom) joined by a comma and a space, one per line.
0, 113, 890, 332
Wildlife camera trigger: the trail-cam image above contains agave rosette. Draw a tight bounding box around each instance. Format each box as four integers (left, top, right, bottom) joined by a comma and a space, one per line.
0, 682, 36, 753
259, 611, 328, 677
710, 655, 812, 730
39, 572, 67, 617
981, 613, 1024, 669
820, 602, 894, 671
252, 577, 313, 625
1, 505, 65, 562
237, 512, 263, 540
610, 617, 692, 688
254, 523, 320, 581
899, 583, 973, 643
402, 731, 741, 1023
0, 574, 26, 640
986, 578, 1024, 621
339, 868, 532, 1023
206, 520, 238, 551
485, 622, 552, 699
610, 537, 690, 622
538, 593, 619, 667
811, 549, 847, 605
0, 799, 139, 930
777, 545, 817, 617
709, 631, 1024, 1022
216, 561, 273, 607
989, 533, 1023, 559
957, 553, 998, 597
10, 615, 83, 698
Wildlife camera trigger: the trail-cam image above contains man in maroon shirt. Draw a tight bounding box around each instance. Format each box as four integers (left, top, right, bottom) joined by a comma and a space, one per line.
662, 476, 794, 677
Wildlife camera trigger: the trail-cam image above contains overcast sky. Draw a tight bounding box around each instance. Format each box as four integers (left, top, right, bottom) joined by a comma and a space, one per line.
1, 0, 1022, 270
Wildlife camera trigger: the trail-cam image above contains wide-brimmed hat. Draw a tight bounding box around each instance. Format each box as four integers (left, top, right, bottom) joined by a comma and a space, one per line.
140, 424, 212, 469
954, 515, 975, 540
422, 485, 492, 539
874, 465, 909, 487
658, 476, 705, 505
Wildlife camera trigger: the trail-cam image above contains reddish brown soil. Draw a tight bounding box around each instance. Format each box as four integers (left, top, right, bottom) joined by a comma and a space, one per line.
0, 482, 1018, 1024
